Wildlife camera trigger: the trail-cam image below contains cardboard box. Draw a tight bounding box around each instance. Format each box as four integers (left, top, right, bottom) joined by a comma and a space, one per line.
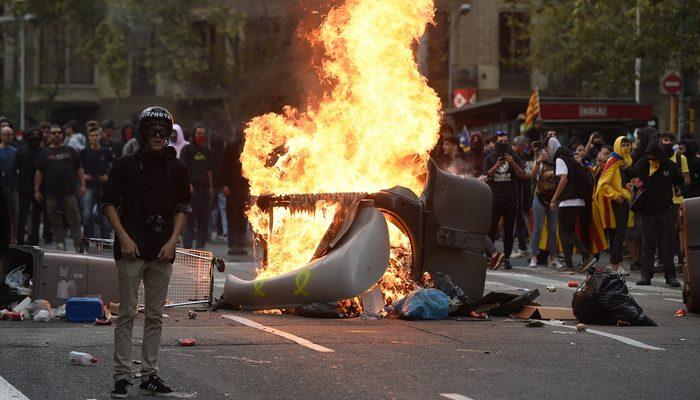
514, 305, 576, 320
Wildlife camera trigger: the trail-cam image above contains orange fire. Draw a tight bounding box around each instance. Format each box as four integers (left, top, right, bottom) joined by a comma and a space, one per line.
241, 0, 441, 300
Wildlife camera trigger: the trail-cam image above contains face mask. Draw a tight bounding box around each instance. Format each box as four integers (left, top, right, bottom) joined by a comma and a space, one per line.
495, 142, 508, 154
662, 144, 674, 158
195, 135, 206, 146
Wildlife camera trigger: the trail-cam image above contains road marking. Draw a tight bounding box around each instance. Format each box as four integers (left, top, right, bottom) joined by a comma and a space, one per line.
663, 298, 684, 303
0, 374, 30, 400
440, 394, 475, 400
542, 321, 666, 351
221, 314, 334, 353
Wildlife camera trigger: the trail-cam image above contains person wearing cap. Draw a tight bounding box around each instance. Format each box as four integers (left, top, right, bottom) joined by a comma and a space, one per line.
12, 128, 44, 245
101, 119, 123, 159
627, 141, 683, 287
483, 131, 527, 269
102, 106, 191, 398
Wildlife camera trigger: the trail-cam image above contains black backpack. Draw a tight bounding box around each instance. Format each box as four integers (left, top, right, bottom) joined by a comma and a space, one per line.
564, 156, 594, 201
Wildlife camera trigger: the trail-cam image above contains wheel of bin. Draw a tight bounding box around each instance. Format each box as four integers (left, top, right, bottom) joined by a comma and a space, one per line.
684, 265, 700, 313
210, 295, 222, 311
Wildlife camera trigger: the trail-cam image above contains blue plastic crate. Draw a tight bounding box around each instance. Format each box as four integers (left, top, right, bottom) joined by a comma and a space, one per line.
66, 297, 104, 323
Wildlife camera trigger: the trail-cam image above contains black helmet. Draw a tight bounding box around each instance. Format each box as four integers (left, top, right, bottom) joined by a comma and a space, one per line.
137, 106, 173, 146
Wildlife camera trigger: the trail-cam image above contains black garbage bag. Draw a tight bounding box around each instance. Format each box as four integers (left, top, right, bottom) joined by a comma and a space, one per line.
572, 272, 656, 326
424, 270, 475, 316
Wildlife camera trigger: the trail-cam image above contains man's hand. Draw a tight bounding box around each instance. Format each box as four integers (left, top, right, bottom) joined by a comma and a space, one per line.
99, 174, 108, 183
120, 235, 140, 260
157, 239, 177, 262
503, 154, 514, 164
222, 186, 231, 197
79, 185, 86, 197
587, 133, 595, 145
190, 184, 194, 194
34, 190, 42, 203
550, 198, 558, 210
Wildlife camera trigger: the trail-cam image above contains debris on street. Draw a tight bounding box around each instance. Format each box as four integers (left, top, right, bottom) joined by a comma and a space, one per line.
567, 281, 580, 288
576, 323, 587, 332
674, 309, 686, 317
526, 320, 545, 328
546, 286, 557, 292
390, 288, 449, 320
178, 338, 196, 346
572, 272, 656, 326
188, 310, 198, 319
69, 351, 97, 365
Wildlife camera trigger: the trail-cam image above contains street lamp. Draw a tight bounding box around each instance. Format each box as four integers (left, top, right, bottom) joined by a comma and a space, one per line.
0, 13, 35, 130
447, 3, 471, 110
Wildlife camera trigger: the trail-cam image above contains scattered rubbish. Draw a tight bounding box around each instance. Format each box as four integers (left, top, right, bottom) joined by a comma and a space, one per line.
567, 281, 580, 288
359, 287, 385, 314
469, 310, 488, 319
548, 319, 565, 325
424, 271, 477, 317
254, 309, 283, 315
162, 313, 170, 318
674, 309, 686, 317
109, 302, 120, 316
29, 299, 52, 316
526, 320, 545, 327
680, 338, 686, 341
1, 310, 24, 320
33, 310, 50, 322
474, 290, 540, 316
515, 305, 576, 320
188, 310, 197, 319
178, 338, 196, 347
5, 265, 29, 289
359, 311, 382, 320
616, 320, 631, 327
572, 272, 656, 326
133, 360, 142, 365
295, 299, 362, 318
131, 371, 141, 379
576, 323, 588, 332
69, 351, 97, 365
66, 297, 105, 323
391, 289, 449, 320
94, 318, 113, 326
50, 305, 66, 319
13, 297, 32, 313
546, 286, 557, 293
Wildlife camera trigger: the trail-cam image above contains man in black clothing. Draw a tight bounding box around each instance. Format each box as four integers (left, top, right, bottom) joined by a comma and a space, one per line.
34, 125, 86, 252
102, 106, 190, 398
209, 134, 227, 238
221, 137, 250, 255
12, 128, 43, 245
80, 127, 115, 238
627, 141, 683, 287
179, 124, 213, 249
483, 131, 527, 269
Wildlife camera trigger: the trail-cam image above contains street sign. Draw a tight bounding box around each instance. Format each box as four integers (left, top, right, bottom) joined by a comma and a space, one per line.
662, 73, 682, 95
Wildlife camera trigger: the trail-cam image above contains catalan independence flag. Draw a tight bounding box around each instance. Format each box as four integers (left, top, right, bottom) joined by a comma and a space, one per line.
524, 87, 540, 129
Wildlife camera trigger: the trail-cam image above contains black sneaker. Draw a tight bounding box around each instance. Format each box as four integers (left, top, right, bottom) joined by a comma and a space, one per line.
111, 379, 131, 399
502, 259, 512, 270
139, 375, 175, 397
636, 279, 651, 286
666, 279, 681, 288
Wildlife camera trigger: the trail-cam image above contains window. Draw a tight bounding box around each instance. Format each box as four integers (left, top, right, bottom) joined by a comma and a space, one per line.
130, 52, 156, 96
499, 12, 530, 90
68, 30, 94, 84
39, 25, 94, 85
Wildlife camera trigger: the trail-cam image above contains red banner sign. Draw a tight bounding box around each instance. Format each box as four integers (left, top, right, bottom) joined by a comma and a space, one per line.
540, 103, 653, 121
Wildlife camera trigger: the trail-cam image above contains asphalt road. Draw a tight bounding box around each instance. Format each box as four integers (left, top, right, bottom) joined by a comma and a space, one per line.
0, 242, 698, 400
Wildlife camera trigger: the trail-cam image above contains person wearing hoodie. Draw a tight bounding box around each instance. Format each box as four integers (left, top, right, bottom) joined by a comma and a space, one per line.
169, 123, 188, 158
483, 131, 527, 269
549, 137, 597, 273
627, 141, 683, 287
179, 124, 213, 249
595, 136, 633, 275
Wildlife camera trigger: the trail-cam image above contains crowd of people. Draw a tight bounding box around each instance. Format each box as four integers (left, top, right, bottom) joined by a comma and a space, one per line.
0, 115, 250, 255
438, 122, 700, 287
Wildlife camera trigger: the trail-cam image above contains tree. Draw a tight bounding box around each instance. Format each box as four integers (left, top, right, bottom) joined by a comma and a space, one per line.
508, 0, 700, 98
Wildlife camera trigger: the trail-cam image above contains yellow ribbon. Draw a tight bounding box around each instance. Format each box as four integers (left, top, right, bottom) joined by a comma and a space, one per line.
294, 270, 311, 296
253, 280, 266, 297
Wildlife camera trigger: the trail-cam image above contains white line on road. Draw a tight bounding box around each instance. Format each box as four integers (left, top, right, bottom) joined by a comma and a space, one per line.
221, 314, 334, 353
542, 321, 666, 351
440, 394, 476, 400
0, 374, 30, 400
663, 298, 684, 303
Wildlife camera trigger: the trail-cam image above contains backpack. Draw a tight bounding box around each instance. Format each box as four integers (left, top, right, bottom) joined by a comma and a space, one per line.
536, 161, 557, 201
569, 158, 595, 200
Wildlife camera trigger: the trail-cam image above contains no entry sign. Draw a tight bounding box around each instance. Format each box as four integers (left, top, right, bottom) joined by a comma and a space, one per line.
662, 74, 682, 95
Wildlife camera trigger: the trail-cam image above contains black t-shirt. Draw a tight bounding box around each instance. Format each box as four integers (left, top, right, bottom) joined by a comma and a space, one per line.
180, 144, 211, 188
80, 146, 114, 189
483, 151, 524, 202
13, 145, 43, 196
102, 148, 191, 262
38, 145, 81, 197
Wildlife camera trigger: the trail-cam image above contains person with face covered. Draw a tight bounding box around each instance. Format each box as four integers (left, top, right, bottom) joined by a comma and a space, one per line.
179, 124, 213, 249
627, 141, 683, 287
584, 132, 605, 163
12, 128, 44, 245
595, 136, 633, 274
168, 123, 188, 158
468, 131, 485, 177
102, 106, 190, 398
660, 132, 689, 268
483, 131, 527, 269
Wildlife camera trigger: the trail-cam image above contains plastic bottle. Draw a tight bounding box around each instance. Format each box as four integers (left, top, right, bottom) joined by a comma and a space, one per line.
69, 351, 97, 365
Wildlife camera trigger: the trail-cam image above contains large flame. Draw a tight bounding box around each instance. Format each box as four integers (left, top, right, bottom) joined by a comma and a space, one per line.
241, 0, 441, 298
